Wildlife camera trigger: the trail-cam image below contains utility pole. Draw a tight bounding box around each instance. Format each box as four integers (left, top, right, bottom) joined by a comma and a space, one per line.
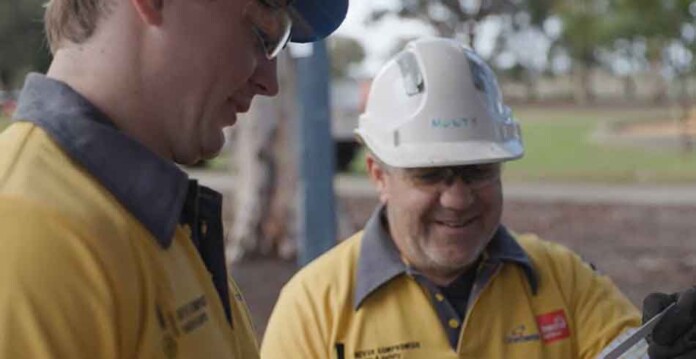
294, 41, 338, 267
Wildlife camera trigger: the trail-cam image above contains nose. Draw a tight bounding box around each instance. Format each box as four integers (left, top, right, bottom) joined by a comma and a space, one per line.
249, 55, 279, 96
439, 178, 475, 210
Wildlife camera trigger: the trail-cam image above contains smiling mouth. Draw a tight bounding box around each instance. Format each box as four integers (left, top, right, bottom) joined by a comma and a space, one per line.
434, 216, 479, 228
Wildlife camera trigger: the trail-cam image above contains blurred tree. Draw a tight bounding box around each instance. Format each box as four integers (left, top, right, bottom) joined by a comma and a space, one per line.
492, 0, 558, 101
368, 0, 557, 101
0, 0, 51, 90
604, 0, 695, 152
603, 0, 695, 103
554, 0, 615, 103
328, 36, 366, 78
368, 0, 521, 47
667, 1, 696, 153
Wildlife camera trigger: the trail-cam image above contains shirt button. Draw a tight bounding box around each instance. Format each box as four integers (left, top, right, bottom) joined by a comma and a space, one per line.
200, 221, 208, 236
435, 293, 445, 302
448, 319, 460, 329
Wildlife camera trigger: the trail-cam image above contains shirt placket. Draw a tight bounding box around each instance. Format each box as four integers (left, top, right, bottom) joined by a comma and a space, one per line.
457, 258, 503, 353
408, 270, 463, 351
180, 181, 233, 326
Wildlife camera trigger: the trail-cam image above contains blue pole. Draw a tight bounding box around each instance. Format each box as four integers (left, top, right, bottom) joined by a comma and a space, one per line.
295, 41, 337, 267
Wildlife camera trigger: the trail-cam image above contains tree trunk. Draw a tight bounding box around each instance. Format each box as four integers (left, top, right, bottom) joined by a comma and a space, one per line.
466, 20, 477, 48
622, 75, 636, 101
263, 54, 300, 259
524, 70, 539, 102
573, 64, 594, 104
225, 93, 279, 263
225, 53, 298, 264
678, 77, 693, 154
650, 60, 668, 104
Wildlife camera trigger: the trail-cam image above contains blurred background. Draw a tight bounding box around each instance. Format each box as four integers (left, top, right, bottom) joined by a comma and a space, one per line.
2, 0, 696, 339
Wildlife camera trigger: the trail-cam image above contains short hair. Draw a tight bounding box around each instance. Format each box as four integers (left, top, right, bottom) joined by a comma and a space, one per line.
43, 0, 112, 53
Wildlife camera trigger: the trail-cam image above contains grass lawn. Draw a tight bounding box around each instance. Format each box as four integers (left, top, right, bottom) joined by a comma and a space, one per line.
350, 106, 696, 184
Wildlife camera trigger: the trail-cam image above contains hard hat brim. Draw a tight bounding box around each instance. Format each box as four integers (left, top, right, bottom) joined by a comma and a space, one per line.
358, 131, 524, 169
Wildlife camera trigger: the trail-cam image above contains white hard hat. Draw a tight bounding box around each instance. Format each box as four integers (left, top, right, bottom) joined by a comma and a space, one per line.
355, 38, 523, 168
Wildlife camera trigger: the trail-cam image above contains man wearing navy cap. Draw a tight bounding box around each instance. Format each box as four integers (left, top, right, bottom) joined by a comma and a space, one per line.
0, 0, 346, 357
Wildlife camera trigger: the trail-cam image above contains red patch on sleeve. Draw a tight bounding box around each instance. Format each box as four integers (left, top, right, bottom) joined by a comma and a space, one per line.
536, 310, 570, 344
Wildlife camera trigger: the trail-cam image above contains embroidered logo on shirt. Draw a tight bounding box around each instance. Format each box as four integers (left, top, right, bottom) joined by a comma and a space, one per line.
354, 341, 421, 359
176, 295, 209, 334
504, 324, 541, 344
154, 295, 211, 358
156, 304, 179, 358
536, 310, 570, 344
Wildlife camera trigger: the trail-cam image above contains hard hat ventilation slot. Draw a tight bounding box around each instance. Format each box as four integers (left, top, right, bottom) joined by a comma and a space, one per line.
396, 52, 424, 96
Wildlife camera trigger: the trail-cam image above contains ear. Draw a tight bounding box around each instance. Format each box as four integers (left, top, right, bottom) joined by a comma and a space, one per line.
131, 0, 164, 26
366, 155, 389, 204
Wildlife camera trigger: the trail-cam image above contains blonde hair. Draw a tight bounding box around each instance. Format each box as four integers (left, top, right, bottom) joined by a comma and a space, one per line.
43, 0, 112, 53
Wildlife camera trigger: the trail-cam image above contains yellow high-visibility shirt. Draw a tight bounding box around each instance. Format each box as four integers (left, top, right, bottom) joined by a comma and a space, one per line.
0, 74, 258, 358
261, 207, 640, 359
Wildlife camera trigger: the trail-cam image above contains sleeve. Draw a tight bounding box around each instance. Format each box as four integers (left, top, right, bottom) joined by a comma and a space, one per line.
0, 200, 120, 359
548, 242, 641, 359
260, 280, 331, 359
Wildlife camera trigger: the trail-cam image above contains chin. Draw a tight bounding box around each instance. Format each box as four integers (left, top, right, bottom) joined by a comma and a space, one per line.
172, 145, 220, 166
432, 246, 482, 268
200, 150, 222, 161
199, 131, 226, 159
173, 154, 201, 166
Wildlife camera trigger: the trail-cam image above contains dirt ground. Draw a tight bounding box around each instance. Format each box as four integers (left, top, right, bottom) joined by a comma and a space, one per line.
231, 195, 696, 339
622, 114, 696, 137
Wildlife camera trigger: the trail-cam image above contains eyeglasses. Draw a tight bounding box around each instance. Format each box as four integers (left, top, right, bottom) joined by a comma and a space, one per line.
401, 164, 501, 189
245, 0, 293, 60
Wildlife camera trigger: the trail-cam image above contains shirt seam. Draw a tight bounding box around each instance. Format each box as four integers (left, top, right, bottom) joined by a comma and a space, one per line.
0, 123, 37, 192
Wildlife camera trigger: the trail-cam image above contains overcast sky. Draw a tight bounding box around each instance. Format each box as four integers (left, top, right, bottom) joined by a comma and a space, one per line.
330, 0, 531, 76
324, 1, 578, 77
331, 0, 435, 75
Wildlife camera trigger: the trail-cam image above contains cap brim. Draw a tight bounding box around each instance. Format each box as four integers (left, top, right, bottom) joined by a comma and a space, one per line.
288, 0, 348, 43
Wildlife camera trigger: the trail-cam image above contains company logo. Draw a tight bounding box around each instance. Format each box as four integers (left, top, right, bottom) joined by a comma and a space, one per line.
431, 117, 477, 129
536, 310, 570, 344
504, 324, 541, 344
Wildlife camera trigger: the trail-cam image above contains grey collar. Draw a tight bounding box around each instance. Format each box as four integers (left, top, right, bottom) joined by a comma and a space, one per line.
12, 73, 189, 248
354, 205, 538, 309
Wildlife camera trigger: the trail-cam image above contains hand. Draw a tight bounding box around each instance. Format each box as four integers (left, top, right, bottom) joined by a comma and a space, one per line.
643, 287, 696, 359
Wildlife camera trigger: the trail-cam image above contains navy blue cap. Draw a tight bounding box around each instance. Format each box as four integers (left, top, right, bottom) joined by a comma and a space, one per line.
288, 0, 349, 43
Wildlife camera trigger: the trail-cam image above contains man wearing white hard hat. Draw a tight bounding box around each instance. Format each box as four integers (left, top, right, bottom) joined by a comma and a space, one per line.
261, 38, 696, 359
0, 0, 347, 357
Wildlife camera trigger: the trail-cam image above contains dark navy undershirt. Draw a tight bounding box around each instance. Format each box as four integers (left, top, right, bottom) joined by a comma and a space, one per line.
438, 259, 480, 319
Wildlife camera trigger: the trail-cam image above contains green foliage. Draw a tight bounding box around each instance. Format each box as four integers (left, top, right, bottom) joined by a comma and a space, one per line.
555, 0, 613, 67
609, 0, 690, 40
0, 0, 51, 88
604, 0, 695, 63
369, 0, 522, 39
525, 0, 555, 26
